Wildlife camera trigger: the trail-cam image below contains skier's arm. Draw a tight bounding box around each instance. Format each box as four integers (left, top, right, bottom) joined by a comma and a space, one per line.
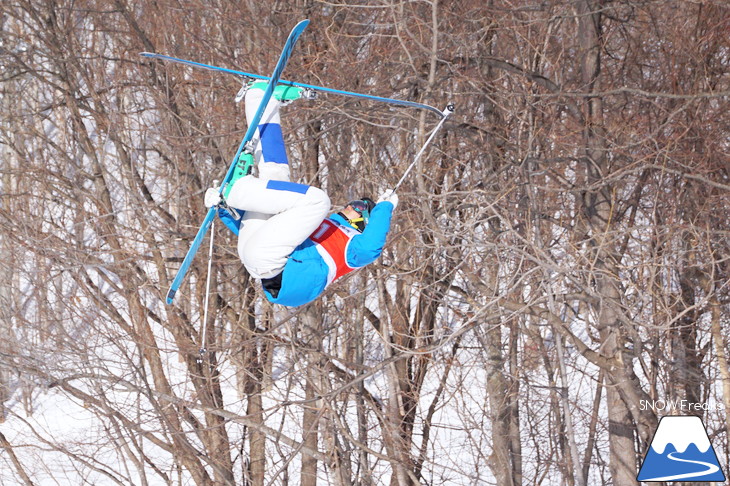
346, 202, 394, 267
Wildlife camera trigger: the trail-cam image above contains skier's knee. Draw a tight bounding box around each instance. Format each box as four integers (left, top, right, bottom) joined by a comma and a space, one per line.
305, 187, 331, 218
258, 161, 290, 182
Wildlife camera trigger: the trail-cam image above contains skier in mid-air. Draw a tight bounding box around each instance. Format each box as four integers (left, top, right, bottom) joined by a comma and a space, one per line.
205, 83, 398, 307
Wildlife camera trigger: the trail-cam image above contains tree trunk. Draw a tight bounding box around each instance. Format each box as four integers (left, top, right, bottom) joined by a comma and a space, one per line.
0, 65, 15, 424
479, 323, 519, 486
710, 298, 730, 448
301, 308, 324, 486
240, 308, 267, 486
301, 373, 320, 486
576, 1, 637, 484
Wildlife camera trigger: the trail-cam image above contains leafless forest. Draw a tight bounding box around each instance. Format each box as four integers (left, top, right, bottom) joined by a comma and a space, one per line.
1, 1, 729, 485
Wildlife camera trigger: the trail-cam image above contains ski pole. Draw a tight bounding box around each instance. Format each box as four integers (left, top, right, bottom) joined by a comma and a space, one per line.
199, 202, 217, 362
393, 104, 454, 192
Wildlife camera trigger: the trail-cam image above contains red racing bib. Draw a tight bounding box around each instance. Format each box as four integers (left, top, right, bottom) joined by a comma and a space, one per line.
309, 219, 360, 284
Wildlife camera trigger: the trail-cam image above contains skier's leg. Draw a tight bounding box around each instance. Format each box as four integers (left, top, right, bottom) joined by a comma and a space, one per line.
234, 210, 269, 259
231, 85, 292, 253
232, 83, 321, 279
231, 178, 330, 279
216, 87, 281, 228
227, 87, 302, 218
245, 86, 290, 182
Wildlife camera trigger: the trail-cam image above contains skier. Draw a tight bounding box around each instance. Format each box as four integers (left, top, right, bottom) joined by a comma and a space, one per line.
205, 82, 398, 307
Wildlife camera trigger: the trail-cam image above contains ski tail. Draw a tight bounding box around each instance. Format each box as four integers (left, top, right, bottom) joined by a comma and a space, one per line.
165, 19, 310, 305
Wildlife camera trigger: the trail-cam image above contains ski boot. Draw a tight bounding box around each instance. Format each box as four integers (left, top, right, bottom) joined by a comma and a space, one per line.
202, 149, 253, 227
235, 80, 316, 104
222, 148, 255, 199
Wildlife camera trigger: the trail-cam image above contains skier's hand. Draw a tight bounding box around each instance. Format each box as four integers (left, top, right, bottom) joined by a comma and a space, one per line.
204, 188, 223, 208
377, 189, 398, 209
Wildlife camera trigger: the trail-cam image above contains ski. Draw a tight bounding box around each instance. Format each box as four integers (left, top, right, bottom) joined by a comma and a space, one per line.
140, 51, 446, 119
164, 19, 310, 305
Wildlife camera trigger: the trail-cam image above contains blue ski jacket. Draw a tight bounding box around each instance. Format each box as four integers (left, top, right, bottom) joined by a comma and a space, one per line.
219, 201, 394, 307
266, 201, 394, 306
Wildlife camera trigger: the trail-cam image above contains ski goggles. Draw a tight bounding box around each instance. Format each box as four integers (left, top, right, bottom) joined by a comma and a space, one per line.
347, 200, 371, 225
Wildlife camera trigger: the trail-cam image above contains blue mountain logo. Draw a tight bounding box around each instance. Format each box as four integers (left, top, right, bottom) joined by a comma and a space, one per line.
638, 415, 725, 482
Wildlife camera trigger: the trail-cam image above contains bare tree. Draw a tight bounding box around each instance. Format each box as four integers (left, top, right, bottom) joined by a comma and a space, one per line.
1, 1, 729, 485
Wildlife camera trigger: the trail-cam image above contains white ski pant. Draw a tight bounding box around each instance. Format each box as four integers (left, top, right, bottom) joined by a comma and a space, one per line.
226, 87, 330, 279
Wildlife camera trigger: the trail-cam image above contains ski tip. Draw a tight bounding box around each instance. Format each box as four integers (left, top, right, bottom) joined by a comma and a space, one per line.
166, 288, 176, 305
295, 19, 310, 33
